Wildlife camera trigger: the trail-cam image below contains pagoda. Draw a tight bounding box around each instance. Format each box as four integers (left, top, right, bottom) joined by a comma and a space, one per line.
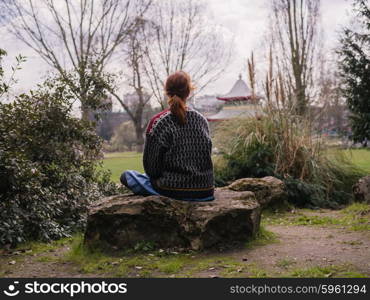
207, 75, 262, 122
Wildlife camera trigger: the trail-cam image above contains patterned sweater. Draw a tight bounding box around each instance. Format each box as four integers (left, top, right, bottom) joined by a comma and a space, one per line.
143, 108, 214, 199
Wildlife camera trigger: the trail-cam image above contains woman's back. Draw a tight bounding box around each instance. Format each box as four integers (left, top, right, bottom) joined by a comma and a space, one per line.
143, 107, 214, 199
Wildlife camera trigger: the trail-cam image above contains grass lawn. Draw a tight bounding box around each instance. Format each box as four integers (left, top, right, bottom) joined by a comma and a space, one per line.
101, 148, 370, 183
341, 148, 370, 173
101, 152, 143, 183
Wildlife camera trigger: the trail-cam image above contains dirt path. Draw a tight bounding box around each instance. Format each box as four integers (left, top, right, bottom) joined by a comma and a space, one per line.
0, 246, 90, 278
1, 209, 370, 278
230, 225, 370, 275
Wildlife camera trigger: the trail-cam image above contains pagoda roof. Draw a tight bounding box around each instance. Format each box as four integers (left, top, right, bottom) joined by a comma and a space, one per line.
217, 75, 254, 101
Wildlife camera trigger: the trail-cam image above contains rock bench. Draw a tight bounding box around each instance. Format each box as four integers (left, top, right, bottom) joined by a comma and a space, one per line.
84, 176, 286, 251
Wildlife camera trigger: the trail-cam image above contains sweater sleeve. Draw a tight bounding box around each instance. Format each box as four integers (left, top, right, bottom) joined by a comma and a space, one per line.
202, 115, 212, 154
143, 125, 171, 179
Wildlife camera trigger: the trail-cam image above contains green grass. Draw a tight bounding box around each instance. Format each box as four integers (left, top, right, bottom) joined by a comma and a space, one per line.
262, 203, 370, 231
341, 202, 370, 215
158, 260, 186, 274
35, 256, 56, 263
64, 234, 194, 277
100, 149, 370, 184
246, 226, 278, 248
101, 152, 143, 183
341, 202, 370, 231
61, 232, 277, 278
15, 235, 77, 255
342, 149, 370, 173
276, 257, 297, 269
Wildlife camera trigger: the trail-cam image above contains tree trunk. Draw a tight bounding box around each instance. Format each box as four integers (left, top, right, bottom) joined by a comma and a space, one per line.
295, 84, 306, 116
134, 123, 145, 153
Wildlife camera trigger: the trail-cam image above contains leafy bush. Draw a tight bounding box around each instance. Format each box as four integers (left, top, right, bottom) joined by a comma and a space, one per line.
0, 77, 122, 246
213, 109, 365, 208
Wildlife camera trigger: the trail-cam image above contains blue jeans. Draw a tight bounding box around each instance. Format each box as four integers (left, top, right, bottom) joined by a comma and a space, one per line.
120, 170, 214, 202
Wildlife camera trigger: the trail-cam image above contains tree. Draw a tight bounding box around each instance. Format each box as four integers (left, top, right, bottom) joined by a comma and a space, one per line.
3, 0, 151, 120
268, 0, 322, 115
338, 0, 370, 144
109, 20, 153, 152
314, 57, 348, 135
110, 0, 232, 151
140, 0, 232, 107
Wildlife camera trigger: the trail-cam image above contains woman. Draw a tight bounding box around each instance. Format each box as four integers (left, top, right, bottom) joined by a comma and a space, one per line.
120, 71, 214, 201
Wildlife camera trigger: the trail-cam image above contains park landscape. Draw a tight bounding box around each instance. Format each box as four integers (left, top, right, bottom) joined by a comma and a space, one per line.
0, 149, 369, 278
1, 0, 370, 279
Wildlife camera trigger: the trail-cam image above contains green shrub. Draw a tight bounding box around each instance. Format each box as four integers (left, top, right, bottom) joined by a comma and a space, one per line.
213, 110, 365, 208
0, 77, 122, 246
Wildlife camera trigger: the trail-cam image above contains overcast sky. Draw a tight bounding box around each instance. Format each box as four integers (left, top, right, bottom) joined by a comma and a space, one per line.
1, 0, 353, 102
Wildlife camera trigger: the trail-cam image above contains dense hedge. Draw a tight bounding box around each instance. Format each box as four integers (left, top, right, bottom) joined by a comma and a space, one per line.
0, 80, 121, 246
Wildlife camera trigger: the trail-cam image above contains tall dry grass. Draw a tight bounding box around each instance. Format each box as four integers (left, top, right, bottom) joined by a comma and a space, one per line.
213, 51, 364, 208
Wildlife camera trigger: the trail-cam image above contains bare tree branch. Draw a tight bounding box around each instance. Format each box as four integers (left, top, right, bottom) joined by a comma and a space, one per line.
3, 0, 151, 119
140, 0, 233, 107
268, 0, 322, 115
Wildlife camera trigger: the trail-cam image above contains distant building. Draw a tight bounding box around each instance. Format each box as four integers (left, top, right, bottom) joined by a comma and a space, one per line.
88, 98, 131, 141
88, 93, 158, 141
207, 75, 263, 122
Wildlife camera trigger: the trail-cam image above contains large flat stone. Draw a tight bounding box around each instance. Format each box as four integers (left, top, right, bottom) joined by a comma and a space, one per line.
84, 188, 261, 251
227, 176, 286, 207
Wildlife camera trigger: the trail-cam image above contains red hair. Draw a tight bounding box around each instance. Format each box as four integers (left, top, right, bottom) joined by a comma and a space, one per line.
165, 71, 193, 125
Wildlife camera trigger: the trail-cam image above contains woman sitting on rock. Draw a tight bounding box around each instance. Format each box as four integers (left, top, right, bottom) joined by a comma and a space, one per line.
120, 71, 214, 201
